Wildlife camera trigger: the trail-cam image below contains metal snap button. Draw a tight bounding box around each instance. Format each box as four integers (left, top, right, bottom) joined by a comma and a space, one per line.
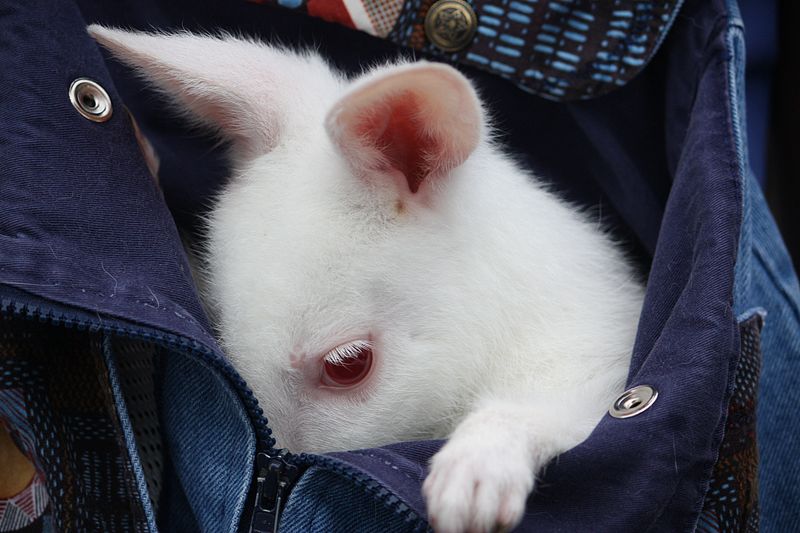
424, 0, 478, 53
609, 385, 658, 419
69, 78, 112, 122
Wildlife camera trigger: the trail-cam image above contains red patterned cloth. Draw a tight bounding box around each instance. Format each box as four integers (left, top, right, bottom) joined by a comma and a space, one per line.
247, 0, 682, 101
0, 472, 48, 532
304, 0, 404, 37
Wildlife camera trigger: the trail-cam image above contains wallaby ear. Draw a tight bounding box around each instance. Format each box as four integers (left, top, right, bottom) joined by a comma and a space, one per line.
325, 62, 483, 195
88, 25, 287, 157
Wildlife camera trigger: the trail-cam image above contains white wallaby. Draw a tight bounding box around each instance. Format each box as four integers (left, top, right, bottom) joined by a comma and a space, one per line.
90, 26, 644, 533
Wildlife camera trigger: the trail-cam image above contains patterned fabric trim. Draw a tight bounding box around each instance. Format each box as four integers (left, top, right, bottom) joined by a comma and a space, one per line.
0, 473, 48, 532
0, 315, 149, 532
248, 0, 683, 101
0, 388, 50, 532
696, 315, 762, 532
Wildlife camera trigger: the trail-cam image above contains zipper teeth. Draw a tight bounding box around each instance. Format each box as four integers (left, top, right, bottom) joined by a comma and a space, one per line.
291, 453, 430, 532
0, 296, 276, 449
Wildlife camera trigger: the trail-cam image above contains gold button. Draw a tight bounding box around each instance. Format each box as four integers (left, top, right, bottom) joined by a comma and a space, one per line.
424, 0, 478, 53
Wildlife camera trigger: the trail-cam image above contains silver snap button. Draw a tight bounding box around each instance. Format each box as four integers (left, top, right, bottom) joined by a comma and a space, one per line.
609, 385, 658, 419
69, 78, 112, 122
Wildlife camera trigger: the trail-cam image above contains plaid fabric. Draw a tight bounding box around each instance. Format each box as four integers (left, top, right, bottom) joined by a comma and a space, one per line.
0, 315, 148, 532
249, 0, 681, 101
361, 0, 405, 37
696, 315, 763, 532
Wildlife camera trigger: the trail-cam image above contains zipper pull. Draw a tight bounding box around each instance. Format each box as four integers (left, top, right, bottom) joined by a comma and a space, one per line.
248, 451, 299, 533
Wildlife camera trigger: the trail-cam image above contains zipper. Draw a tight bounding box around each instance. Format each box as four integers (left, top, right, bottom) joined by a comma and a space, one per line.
1, 290, 293, 533
247, 451, 300, 533
245, 451, 429, 533
0, 290, 274, 447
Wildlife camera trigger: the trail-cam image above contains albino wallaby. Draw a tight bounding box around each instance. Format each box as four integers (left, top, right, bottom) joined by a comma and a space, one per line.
90, 26, 644, 533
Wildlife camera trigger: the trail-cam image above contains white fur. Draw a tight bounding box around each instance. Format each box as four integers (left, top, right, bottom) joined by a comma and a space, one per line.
90, 26, 644, 533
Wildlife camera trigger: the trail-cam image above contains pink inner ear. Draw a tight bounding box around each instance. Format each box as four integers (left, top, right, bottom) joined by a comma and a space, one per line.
328, 63, 482, 197
355, 91, 437, 194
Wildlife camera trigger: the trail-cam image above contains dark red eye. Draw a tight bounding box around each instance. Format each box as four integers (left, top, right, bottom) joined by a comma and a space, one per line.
321, 342, 373, 388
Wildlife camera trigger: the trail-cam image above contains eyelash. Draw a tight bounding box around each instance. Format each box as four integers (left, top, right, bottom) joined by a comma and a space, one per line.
323, 339, 373, 365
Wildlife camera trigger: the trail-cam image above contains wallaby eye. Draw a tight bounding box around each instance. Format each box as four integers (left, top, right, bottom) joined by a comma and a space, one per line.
321, 340, 373, 388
